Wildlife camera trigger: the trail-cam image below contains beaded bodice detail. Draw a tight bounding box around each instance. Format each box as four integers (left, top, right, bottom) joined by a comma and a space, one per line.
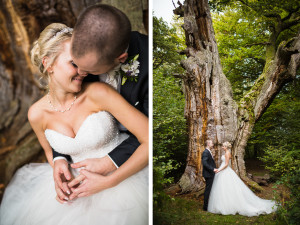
45, 111, 128, 163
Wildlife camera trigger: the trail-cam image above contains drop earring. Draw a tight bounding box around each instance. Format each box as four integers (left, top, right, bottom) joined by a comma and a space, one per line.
49, 66, 53, 74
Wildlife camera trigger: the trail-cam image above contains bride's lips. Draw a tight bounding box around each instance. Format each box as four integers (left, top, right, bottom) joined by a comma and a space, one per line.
72, 76, 84, 83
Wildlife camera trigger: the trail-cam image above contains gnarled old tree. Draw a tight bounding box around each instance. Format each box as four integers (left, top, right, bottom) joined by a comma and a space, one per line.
176, 0, 300, 193
0, 0, 147, 199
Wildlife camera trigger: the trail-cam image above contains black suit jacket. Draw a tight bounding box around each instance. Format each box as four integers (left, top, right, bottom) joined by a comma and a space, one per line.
52, 31, 148, 166
202, 149, 216, 178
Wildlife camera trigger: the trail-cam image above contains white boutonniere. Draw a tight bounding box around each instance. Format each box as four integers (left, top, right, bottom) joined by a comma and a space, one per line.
120, 54, 140, 85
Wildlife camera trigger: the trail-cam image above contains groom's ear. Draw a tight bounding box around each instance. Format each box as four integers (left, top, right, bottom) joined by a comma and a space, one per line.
117, 52, 128, 63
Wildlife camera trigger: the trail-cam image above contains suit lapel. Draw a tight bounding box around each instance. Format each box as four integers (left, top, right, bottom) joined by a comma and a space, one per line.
120, 34, 139, 104
205, 148, 213, 159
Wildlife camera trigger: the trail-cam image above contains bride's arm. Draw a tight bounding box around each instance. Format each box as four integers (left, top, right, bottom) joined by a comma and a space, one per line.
217, 152, 231, 173
28, 104, 54, 167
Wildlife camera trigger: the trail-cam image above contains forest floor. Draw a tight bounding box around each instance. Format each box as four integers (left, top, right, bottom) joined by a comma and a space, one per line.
154, 159, 285, 225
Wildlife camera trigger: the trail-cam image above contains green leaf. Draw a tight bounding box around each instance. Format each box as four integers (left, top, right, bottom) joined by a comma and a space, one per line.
121, 77, 127, 85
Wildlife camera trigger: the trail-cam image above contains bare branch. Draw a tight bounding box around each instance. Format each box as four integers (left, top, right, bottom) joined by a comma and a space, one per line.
172, 0, 176, 8
153, 57, 165, 70
173, 73, 184, 78
173, 1, 184, 17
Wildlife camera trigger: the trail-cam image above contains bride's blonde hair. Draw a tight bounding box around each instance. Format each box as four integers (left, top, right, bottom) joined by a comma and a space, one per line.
223, 141, 232, 149
30, 23, 73, 87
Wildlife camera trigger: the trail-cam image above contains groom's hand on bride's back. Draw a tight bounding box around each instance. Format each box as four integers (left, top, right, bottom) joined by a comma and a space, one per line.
70, 156, 117, 175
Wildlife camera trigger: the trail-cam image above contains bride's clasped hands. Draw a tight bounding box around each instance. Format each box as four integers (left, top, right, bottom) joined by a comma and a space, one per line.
53, 157, 119, 202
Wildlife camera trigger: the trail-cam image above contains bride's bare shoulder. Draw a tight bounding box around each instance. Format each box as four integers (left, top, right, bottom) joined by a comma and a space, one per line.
225, 151, 232, 159
28, 96, 47, 125
85, 82, 116, 99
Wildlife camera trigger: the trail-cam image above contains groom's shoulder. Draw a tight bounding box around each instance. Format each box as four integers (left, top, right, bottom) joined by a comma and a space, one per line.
130, 31, 148, 42
129, 31, 148, 53
202, 149, 209, 155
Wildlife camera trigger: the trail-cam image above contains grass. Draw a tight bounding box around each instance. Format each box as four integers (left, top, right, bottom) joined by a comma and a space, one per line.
154, 197, 281, 225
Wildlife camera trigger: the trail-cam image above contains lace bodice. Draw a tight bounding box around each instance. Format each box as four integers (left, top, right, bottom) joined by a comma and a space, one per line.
45, 111, 128, 163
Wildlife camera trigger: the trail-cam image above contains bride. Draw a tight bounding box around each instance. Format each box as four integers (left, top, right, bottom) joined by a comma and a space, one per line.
208, 142, 277, 216
0, 23, 148, 225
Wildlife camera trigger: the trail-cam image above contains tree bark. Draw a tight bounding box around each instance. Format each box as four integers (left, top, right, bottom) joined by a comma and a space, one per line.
0, 0, 147, 199
178, 0, 300, 193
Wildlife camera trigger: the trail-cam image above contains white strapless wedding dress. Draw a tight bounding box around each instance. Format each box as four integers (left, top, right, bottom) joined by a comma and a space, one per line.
0, 111, 148, 225
208, 155, 277, 216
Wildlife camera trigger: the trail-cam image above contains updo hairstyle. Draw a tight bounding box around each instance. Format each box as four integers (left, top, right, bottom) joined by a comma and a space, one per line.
30, 23, 73, 84
223, 141, 232, 149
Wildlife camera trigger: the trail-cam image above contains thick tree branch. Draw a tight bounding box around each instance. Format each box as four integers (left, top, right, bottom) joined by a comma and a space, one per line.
282, 6, 300, 21
282, 16, 300, 31
240, 33, 300, 122
263, 13, 281, 22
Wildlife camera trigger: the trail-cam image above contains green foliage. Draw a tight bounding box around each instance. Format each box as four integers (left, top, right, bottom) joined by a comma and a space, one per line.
284, 171, 300, 225
153, 16, 185, 70
212, 1, 300, 100
259, 143, 300, 224
153, 67, 187, 206
271, 170, 300, 225
153, 16, 187, 207
247, 79, 300, 158
259, 145, 299, 178
153, 155, 179, 206
212, 7, 267, 100
210, 0, 300, 19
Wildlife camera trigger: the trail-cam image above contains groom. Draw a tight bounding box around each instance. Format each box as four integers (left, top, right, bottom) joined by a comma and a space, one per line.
202, 140, 218, 211
52, 4, 148, 202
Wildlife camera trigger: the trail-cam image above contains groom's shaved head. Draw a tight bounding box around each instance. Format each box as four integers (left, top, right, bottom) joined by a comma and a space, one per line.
72, 4, 131, 65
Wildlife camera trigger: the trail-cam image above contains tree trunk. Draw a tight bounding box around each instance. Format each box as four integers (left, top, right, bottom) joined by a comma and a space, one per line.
0, 0, 147, 199
178, 0, 300, 193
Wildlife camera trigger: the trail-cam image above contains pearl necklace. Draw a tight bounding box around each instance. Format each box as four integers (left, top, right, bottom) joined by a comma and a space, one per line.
47, 92, 77, 113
